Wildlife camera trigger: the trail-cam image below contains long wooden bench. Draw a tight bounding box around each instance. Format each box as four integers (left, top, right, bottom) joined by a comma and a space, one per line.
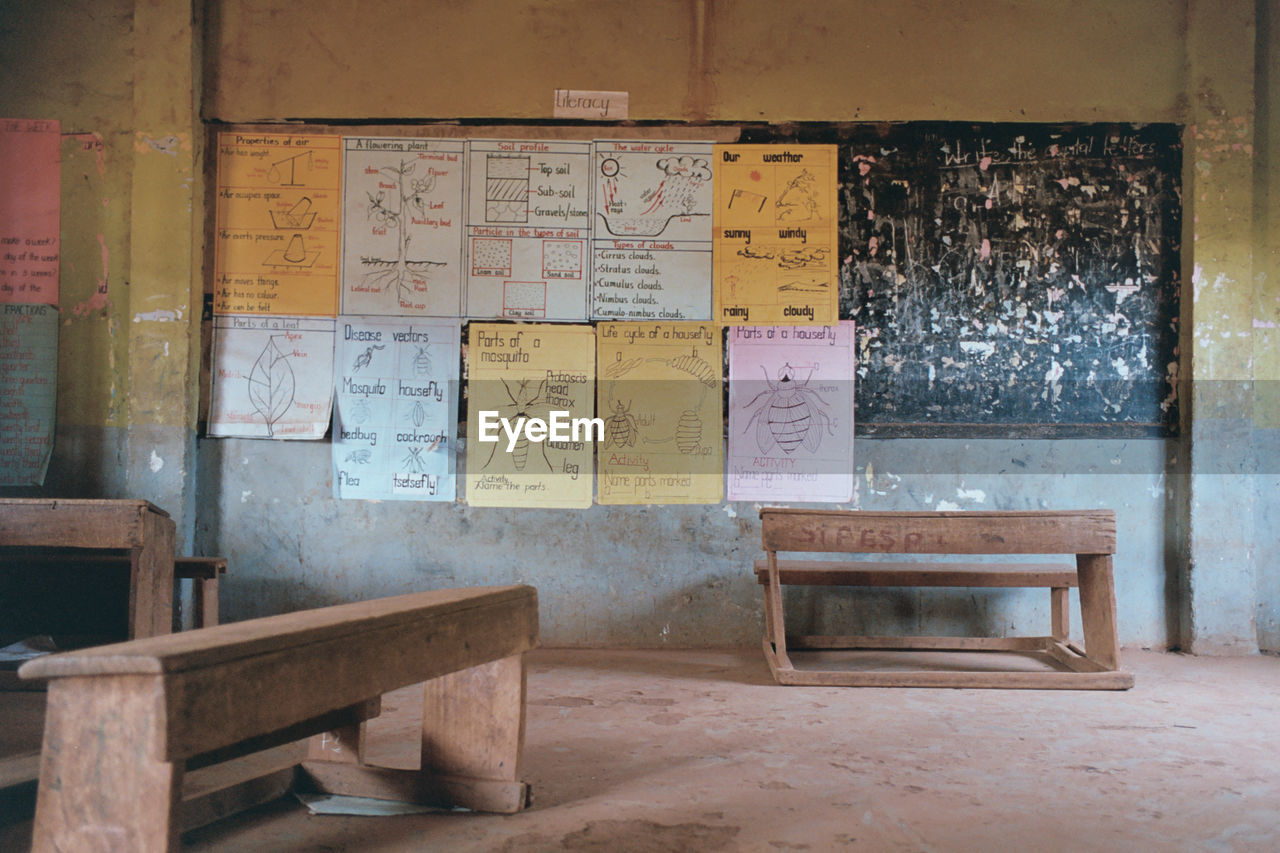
18, 584, 538, 851
756, 508, 1133, 689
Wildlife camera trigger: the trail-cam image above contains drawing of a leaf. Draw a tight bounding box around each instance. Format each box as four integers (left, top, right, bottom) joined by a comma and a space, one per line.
247, 336, 296, 437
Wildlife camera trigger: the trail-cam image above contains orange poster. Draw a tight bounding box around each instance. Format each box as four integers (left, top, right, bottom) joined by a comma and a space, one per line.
213, 132, 341, 316
0, 119, 60, 305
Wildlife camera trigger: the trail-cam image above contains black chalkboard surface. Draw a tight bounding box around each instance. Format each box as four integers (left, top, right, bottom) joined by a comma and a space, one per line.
829, 123, 1181, 436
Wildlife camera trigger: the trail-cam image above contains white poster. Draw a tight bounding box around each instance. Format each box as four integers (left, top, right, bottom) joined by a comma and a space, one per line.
727, 322, 855, 502
341, 137, 465, 316
331, 316, 460, 501
591, 140, 713, 321
209, 315, 336, 439
464, 140, 592, 320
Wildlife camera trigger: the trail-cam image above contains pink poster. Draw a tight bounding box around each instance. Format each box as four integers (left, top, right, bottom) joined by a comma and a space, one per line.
0, 119, 60, 305
728, 321, 855, 503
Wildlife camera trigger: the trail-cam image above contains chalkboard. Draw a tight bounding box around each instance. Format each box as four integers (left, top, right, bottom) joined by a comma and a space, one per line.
816, 123, 1180, 436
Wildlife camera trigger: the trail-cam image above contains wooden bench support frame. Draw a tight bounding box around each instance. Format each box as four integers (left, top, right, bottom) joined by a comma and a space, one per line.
757, 510, 1133, 690
21, 585, 537, 852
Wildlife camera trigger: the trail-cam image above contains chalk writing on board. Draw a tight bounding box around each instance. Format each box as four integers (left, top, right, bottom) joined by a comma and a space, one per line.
834, 123, 1180, 433
0, 303, 58, 485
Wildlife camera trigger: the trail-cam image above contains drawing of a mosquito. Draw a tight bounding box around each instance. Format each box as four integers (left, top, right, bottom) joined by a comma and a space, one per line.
742, 363, 833, 454
482, 378, 553, 472
352, 344, 385, 372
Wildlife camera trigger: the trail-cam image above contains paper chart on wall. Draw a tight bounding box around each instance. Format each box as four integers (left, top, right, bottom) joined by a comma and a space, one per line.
0, 304, 58, 485
596, 322, 722, 504
0, 119, 60, 305
341, 138, 465, 317
332, 317, 459, 501
713, 144, 838, 326
208, 315, 336, 439
465, 323, 594, 508
464, 140, 591, 320
727, 321, 855, 503
591, 140, 713, 321
213, 132, 341, 317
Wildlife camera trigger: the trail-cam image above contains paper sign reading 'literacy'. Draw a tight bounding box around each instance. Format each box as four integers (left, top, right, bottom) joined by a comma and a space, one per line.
332, 317, 460, 501
209, 315, 336, 439
596, 322, 723, 504
728, 321, 855, 503
0, 304, 58, 485
0, 119, 60, 305
713, 144, 838, 326
214, 133, 341, 317
466, 323, 594, 508
341, 138, 465, 317
591, 140, 714, 321
465, 140, 592, 320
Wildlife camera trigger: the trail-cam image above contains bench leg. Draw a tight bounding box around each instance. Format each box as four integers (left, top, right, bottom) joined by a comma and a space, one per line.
422, 654, 526, 787
33, 675, 181, 852
192, 577, 219, 628
762, 552, 793, 676
1050, 586, 1070, 641
1076, 554, 1120, 670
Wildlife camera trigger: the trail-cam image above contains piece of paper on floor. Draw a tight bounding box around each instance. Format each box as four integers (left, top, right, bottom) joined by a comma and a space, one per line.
294, 792, 456, 817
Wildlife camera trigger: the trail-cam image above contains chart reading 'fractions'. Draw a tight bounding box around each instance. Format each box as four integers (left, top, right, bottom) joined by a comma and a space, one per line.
727, 321, 856, 503
591, 141, 714, 321
465, 323, 595, 508
596, 322, 722, 504
713, 144, 838, 326
214, 133, 341, 317
208, 315, 336, 439
465, 140, 592, 320
341, 138, 465, 317
332, 317, 460, 501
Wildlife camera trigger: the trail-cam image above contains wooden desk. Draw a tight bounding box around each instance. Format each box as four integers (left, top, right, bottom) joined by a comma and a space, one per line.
0, 499, 176, 640
756, 508, 1133, 689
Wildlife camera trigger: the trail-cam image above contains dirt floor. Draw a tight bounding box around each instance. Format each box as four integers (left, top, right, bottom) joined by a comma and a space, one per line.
5, 648, 1280, 851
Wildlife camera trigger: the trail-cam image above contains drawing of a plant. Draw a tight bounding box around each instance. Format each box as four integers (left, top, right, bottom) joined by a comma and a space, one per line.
247, 335, 296, 437
363, 158, 446, 305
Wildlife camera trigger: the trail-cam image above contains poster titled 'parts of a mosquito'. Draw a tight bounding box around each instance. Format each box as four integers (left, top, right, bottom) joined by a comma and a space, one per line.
713, 144, 838, 326
341, 138, 465, 318
728, 321, 855, 503
596, 322, 722, 504
214, 133, 341, 317
332, 317, 460, 501
466, 323, 595, 508
208, 315, 336, 438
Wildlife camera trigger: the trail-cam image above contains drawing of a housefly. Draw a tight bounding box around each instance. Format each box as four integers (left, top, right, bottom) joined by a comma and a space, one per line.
603, 399, 638, 448
482, 378, 554, 471
742, 363, 833, 454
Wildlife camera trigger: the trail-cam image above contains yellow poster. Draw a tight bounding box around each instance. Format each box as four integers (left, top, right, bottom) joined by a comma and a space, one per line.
596, 322, 723, 504
214, 132, 341, 317
466, 323, 595, 508
713, 144, 838, 326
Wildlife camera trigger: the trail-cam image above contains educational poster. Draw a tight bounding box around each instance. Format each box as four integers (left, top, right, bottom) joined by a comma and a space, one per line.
464, 140, 591, 320
341, 137, 465, 317
0, 119, 60, 305
465, 323, 594, 508
0, 304, 57, 484
596, 322, 722, 504
208, 315, 336, 439
332, 317, 460, 501
713, 144, 838, 326
591, 140, 713, 320
213, 132, 341, 317
727, 321, 855, 503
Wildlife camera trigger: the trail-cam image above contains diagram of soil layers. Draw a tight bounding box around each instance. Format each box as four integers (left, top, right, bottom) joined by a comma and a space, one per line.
464, 141, 593, 321
341, 138, 466, 317
595, 321, 723, 504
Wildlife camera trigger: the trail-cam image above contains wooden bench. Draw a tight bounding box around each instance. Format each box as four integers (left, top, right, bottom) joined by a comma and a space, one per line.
756, 508, 1133, 689
19, 584, 538, 851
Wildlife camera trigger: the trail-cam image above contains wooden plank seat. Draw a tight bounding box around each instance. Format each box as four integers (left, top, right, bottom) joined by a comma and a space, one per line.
756, 508, 1133, 690
18, 584, 538, 852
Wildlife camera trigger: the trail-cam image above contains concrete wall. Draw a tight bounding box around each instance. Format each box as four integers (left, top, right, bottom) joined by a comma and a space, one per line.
4, 1, 1274, 651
